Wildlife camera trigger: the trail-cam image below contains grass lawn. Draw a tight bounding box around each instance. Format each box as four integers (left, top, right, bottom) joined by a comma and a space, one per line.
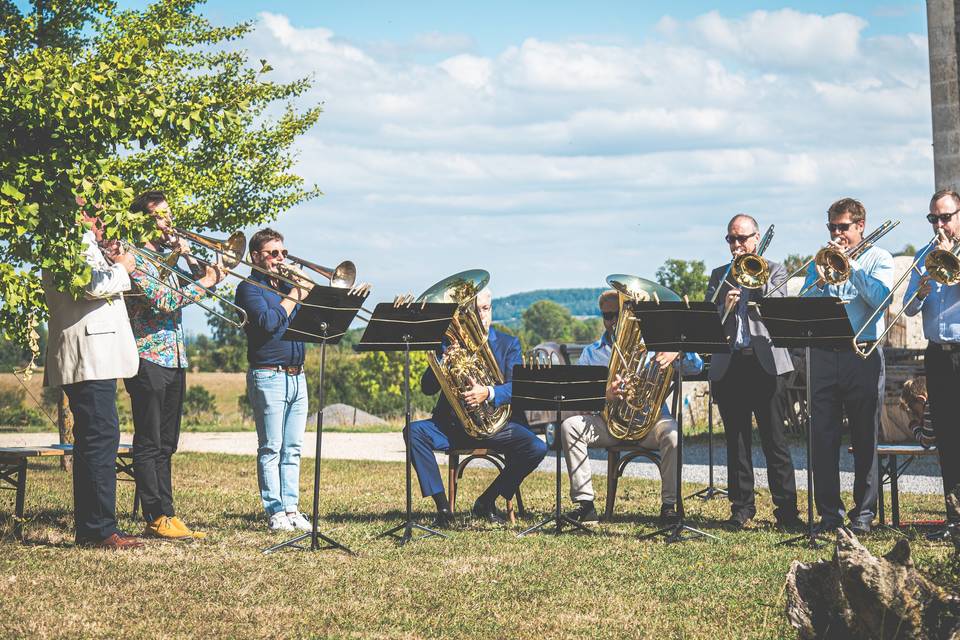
0, 454, 955, 639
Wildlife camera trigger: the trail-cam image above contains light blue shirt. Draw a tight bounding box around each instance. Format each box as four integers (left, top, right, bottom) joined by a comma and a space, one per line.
801, 244, 895, 341
578, 332, 704, 417
903, 242, 960, 343
734, 294, 752, 349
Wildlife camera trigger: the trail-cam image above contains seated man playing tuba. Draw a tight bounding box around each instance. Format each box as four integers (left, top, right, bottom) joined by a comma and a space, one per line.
407, 287, 547, 527
559, 289, 703, 525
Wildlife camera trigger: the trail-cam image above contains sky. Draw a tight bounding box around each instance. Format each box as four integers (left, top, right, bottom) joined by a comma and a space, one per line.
123, 1, 934, 335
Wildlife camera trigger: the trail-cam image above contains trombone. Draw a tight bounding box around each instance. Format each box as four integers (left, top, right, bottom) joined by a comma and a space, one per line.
714, 225, 775, 324
766, 219, 900, 298
855, 230, 960, 358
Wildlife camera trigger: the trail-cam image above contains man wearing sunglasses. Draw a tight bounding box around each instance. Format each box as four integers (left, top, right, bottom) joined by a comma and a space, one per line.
558, 290, 703, 525
705, 214, 800, 531
903, 189, 960, 527
234, 228, 313, 532
801, 198, 895, 535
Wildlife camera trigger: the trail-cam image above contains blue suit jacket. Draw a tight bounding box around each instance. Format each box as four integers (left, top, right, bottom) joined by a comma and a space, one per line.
420, 327, 527, 428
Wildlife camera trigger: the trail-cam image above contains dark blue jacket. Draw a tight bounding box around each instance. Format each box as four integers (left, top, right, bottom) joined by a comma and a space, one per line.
420, 327, 526, 427
234, 269, 305, 367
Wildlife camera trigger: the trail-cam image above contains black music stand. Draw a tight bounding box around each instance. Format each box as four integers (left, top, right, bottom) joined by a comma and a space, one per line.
262, 284, 368, 556
512, 364, 607, 537
632, 300, 728, 544
757, 297, 853, 548
686, 356, 727, 501
355, 301, 457, 546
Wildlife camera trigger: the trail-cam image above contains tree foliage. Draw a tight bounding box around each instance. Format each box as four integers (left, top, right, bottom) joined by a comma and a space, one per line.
655, 258, 709, 300
782, 253, 814, 275
0, 0, 320, 353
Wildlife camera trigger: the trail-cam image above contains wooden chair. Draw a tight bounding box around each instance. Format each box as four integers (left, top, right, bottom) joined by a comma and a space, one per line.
604, 444, 661, 520
447, 448, 525, 523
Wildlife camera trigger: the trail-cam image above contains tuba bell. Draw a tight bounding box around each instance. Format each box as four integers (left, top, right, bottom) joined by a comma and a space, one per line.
417, 269, 510, 439
603, 274, 681, 441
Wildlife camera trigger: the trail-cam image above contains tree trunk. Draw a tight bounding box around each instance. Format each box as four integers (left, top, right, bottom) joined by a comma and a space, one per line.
785, 528, 960, 639
57, 389, 73, 472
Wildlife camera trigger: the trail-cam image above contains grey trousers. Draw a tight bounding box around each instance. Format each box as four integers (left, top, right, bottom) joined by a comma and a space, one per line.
560, 413, 678, 505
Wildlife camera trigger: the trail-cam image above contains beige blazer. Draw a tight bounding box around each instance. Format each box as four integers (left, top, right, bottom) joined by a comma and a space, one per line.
43, 230, 140, 387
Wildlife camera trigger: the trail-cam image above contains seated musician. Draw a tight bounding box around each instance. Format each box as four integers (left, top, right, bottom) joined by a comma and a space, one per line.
407, 288, 548, 526
559, 290, 702, 525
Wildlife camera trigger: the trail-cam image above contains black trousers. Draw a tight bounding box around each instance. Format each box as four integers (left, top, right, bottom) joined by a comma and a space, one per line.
713, 352, 798, 521
124, 359, 185, 522
809, 347, 883, 527
924, 342, 960, 522
62, 379, 121, 542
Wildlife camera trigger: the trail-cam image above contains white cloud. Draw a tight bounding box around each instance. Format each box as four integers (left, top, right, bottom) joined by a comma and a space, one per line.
182, 9, 936, 334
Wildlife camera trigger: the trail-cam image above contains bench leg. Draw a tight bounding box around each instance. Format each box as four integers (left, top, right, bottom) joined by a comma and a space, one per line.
14, 459, 27, 542
514, 488, 525, 518
877, 455, 886, 526
447, 454, 459, 514
605, 451, 618, 521
890, 454, 900, 528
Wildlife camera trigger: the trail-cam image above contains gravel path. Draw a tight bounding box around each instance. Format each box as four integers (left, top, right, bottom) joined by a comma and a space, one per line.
1, 431, 943, 496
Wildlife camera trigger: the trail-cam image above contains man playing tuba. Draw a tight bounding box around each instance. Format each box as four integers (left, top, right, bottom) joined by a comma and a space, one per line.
407, 288, 547, 527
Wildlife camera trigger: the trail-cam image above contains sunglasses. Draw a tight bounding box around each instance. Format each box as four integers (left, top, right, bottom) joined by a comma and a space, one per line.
602, 311, 619, 321
827, 222, 856, 232
927, 210, 960, 225
725, 233, 756, 244
258, 249, 289, 258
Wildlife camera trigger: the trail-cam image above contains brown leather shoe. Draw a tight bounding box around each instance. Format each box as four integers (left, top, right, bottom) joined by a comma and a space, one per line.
78, 533, 145, 550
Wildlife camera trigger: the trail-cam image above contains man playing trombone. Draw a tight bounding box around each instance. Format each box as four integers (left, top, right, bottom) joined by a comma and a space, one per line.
124, 191, 226, 539
903, 189, 960, 526
801, 198, 894, 535
705, 214, 800, 531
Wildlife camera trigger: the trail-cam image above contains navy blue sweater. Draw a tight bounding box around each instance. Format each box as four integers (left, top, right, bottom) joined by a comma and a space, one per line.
234, 269, 305, 367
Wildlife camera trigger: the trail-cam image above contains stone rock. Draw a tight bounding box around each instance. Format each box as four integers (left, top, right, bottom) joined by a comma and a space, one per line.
308, 403, 387, 427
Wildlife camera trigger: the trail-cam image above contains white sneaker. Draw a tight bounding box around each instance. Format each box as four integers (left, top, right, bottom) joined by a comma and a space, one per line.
286, 511, 311, 531
269, 512, 294, 531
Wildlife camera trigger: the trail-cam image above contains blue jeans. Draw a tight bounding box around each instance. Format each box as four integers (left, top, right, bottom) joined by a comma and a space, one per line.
247, 369, 308, 516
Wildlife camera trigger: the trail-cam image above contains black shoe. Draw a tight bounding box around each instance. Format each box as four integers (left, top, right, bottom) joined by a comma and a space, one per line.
812, 520, 841, 536
471, 500, 507, 525
658, 503, 680, 526
775, 515, 805, 532
848, 521, 871, 536
432, 508, 455, 529
566, 504, 599, 525
723, 514, 750, 531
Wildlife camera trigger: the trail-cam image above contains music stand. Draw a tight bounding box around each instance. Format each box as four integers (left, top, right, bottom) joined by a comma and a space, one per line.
512, 364, 607, 537
756, 296, 853, 548
686, 356, 727, 501
631, 300, 728, 544
355, 301, 457, 546
263, 284, 368, 555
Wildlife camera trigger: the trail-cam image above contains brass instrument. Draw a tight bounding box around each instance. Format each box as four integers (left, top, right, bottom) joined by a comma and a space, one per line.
767, 220, 900, 298
603, 274, 681, 441
856, 231, 960, 358
278, 254, 357, 289
718, 225, 775, 324
164, 229, 246, 270
416, 269, 509, 439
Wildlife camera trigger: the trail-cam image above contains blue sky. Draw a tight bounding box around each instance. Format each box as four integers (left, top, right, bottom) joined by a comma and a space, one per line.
100, 2, 935, 335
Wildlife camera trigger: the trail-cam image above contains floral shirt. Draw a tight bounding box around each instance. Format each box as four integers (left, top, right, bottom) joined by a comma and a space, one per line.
126, 250, 208, 368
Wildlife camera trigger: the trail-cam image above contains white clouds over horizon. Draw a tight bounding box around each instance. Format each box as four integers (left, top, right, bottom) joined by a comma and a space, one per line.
184, 7, 936, 334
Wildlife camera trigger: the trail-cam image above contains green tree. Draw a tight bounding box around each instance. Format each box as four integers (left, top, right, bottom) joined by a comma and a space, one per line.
895, 244, 917, 257
521, 300, 574, 347
782, 254, 814, 275
572, 317, 602, 343
655, 259, 709, 300
0, 1, 321, 353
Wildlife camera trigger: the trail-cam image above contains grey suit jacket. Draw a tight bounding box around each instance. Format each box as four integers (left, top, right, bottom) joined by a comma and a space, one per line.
42, 230, 140, 387
704, 259, 794, 381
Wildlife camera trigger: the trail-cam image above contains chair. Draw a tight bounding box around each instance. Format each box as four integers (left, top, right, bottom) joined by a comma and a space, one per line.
604, 444, 661, 520
447, 448, 525, 523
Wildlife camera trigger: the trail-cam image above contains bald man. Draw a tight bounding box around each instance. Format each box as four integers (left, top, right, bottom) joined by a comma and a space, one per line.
407, 289, 547, 526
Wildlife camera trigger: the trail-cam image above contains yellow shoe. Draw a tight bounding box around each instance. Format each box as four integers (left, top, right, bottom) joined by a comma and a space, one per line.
169, 516, 207, 540
144, 515, 190, 539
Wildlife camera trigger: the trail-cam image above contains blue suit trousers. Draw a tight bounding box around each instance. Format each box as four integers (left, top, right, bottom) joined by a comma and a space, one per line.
406, 418, 547, 500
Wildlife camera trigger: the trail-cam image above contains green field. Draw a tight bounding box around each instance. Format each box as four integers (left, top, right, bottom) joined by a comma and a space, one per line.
0, 453, 954, 639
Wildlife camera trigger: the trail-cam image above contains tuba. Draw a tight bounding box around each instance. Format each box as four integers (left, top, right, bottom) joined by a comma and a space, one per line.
603, 274, 681, 441
417, 269, 510, 439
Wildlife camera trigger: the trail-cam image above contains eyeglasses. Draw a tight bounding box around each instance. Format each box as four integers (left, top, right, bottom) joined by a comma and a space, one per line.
725, 233, 755, 244
827, 222, 855, 232
927, 210, 960, 224
258, 249, 289, 258
602, 311, 619, 321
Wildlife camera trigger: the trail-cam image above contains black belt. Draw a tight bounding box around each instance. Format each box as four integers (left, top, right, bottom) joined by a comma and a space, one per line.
824, 341, 875, 353
735, 347, 755, 356
931, 342, 960, 353
252, 365, 304, 375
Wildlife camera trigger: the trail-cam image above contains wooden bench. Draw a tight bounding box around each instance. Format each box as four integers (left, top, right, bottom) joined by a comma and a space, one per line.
850, 443, 940, 528
605, 444, 661, 520
0, 444, 134, 541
